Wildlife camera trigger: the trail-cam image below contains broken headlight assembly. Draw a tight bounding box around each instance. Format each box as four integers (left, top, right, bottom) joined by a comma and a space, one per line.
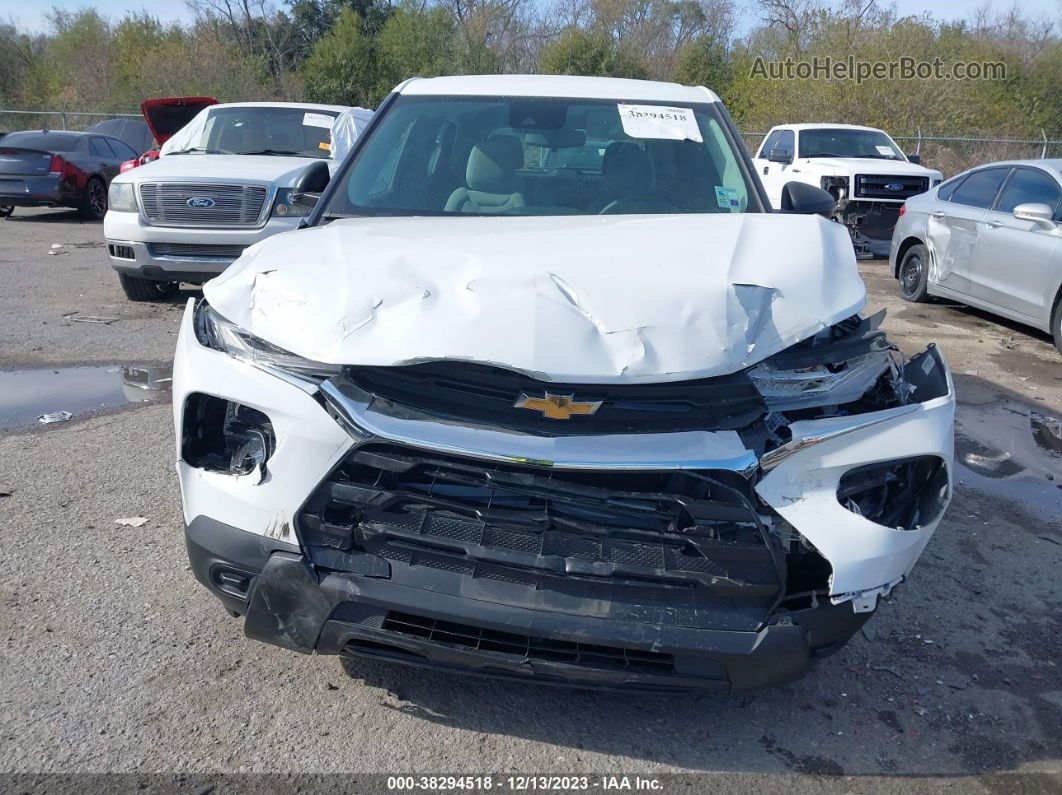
195, 301, 342, 381
747, 315, 903, 412
182, 393, 275, 479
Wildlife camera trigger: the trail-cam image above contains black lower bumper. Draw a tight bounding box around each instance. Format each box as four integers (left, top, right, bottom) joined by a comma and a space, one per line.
185, 517, 870, 692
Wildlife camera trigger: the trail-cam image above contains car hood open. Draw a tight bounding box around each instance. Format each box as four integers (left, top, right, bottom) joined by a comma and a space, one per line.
204, 213, 867, 384
140, 96, 218, 145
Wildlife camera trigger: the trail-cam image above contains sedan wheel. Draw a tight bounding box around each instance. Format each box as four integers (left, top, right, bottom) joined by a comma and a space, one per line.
899, 244, 929, 303
0, 205, 13, 218
78, 178, 107, 221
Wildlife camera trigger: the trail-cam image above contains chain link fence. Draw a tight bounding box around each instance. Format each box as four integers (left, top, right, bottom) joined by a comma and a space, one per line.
738, 131, 1062, 177
0, 109, 140, 135
2, 109, 1059, 179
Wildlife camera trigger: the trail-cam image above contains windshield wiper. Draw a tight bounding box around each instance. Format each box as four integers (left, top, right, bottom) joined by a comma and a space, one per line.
241, 149, 304, 156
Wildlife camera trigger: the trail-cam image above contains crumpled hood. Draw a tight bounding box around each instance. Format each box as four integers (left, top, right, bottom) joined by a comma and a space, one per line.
204, 213, 866, 384
116, 154, 320, 186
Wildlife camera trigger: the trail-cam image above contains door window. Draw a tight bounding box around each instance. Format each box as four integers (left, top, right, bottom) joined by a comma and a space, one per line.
949, 168, 1009, 209
774, 130, 794, 160
996, 168, 1062, 217
757, 130, 782, 158
89, 137, 114, 157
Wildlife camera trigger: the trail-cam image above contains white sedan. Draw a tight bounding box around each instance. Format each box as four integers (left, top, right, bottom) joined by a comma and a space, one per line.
890, 159, 1062, 353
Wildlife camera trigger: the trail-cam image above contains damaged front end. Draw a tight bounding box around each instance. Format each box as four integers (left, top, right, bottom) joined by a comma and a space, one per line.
175, 297, 953, 692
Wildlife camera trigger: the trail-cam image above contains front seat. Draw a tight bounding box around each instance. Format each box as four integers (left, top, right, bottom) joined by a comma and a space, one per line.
445, 136, 526, 214
591, 142, 672, 214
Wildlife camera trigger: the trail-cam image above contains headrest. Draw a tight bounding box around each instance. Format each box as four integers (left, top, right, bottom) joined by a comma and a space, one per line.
602, 142, 652, 199
466, 135, 523, 194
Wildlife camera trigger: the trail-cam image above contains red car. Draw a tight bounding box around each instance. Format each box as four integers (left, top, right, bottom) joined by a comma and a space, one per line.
119, 96, 218, 172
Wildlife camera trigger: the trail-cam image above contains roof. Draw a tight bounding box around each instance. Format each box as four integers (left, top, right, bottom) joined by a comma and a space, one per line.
774, 123, 889, 133
397, 75, 720, 104
205, 102, 351, 113
964, 159, 1062, 173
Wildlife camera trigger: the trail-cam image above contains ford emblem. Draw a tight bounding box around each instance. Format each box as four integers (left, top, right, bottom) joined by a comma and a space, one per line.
885, 183, 904, 192
187, 197, 216, 208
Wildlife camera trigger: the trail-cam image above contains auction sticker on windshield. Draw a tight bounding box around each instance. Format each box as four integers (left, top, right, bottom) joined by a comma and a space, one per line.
303, 112, 335, 129
618, 104, 703, 143
875, 145, 895, 156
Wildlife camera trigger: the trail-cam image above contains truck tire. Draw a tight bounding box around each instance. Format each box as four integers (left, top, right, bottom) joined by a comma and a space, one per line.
898, 243, 929, 302
119, 273, 179, 302
78, 177, 107, 220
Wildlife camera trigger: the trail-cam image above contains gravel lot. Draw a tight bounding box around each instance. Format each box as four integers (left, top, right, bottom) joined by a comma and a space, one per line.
2, 208, 1061, 792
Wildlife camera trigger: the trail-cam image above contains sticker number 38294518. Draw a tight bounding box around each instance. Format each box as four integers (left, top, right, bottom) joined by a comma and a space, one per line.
617, 104, 703, 143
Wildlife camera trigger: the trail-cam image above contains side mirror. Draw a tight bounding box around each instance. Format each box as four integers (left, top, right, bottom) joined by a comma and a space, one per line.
767, 148, 792, 165
292, 160, 331, 209
906, 154, 921, 165
780, 181, 836, 216
1013, 202, 1057, 230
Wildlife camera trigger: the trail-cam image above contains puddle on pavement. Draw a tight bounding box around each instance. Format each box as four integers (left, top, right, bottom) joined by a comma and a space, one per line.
954, 398, 1062, 518
0, 365, 172, 430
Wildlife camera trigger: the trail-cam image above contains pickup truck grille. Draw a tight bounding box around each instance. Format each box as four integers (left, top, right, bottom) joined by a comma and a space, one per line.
148, 242, 247, 260
854, 174, 929, 200
138, 183, 269, 226
344, 361, 766, 435
298, 444, 784, 631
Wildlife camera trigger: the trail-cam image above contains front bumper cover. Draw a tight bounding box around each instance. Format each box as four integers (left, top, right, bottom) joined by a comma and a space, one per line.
173, 300, 954, 691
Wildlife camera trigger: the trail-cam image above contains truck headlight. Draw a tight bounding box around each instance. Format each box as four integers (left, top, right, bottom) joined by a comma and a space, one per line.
108, 182, 137, 212
820, 176, 848, 201
271, 188, 311, 217
194, 301, 342, 380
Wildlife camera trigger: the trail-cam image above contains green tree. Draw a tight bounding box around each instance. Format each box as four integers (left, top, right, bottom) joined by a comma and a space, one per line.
539, 27, 648, 79
300, 7, 379, 106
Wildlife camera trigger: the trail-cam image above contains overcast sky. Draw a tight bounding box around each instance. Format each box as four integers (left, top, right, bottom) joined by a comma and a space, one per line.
6, 0, 1061, 34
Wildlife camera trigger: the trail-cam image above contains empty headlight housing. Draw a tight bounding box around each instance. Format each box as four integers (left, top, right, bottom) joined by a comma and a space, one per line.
195, 301, 342, 380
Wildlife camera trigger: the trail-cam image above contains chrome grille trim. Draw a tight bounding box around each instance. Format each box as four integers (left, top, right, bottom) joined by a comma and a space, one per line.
138, 182, 272, 227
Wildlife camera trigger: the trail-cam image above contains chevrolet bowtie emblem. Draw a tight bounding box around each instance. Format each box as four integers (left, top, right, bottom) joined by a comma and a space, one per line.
514, 392, 602, 420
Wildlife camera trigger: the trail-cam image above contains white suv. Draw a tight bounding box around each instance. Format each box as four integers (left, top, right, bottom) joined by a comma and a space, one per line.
104, 101, 349, 301
753, 123, 943, 257
173, 75, 955, 692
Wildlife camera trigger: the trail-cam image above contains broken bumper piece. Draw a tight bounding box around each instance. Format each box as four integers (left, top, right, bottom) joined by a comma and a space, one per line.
174, 300, 954, 692
186, 517, 869, 692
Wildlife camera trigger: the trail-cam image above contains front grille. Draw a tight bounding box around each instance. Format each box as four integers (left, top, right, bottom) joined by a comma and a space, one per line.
854, 174, 929, 200
149, 242, 247, 260
299, 443, 783, 630
345, 361, 766, 435
380, 610, 674, 674
138, 183, 269, 226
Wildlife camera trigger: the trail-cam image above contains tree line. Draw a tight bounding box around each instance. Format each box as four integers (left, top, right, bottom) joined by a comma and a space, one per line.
0, 0, 1058, 138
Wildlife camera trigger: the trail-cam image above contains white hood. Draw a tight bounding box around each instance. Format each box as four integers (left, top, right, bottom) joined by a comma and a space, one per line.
204, 213, 866, 384
116, 154, 320, 186
798, 157, 941, 178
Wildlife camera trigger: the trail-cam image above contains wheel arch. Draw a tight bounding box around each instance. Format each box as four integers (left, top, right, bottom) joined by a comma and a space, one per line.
894, 235, 925, 279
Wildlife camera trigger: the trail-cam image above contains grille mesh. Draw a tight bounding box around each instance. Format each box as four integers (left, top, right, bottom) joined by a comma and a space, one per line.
149, 242, 247, 260
139, 183, 269, 226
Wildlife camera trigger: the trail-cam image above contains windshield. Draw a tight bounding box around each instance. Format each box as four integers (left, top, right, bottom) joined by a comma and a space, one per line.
169, 106, 338, 158
2, 132, 81, 151
798, 128, 905, 160
322, 96, 755, 218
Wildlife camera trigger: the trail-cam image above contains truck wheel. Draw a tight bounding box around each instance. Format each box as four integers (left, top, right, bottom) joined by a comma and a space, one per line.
119, 273, 179, 302
1051, 296, 1062, 356
898, 244, 929, 302
78, 177, 107, 220
0, 205, 13, 218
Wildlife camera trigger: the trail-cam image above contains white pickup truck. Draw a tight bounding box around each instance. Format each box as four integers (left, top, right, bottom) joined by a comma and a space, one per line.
104, 101, 350, 301
752, 123, 943, 257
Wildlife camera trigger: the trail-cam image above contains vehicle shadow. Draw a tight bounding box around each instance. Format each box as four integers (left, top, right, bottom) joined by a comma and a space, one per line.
3, 209, 101, 224
335, 373, 1062, 777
